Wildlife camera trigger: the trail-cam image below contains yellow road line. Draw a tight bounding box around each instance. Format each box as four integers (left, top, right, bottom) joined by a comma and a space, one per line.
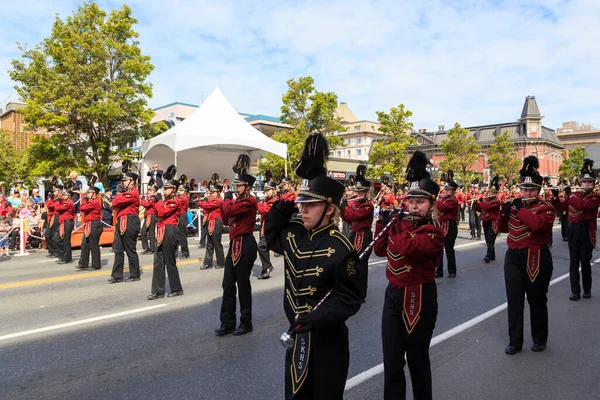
0, 259, 203, 290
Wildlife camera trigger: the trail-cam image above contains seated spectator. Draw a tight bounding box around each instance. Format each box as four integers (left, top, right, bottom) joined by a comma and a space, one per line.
0, 218, 11, 256
0, 193, 13, 220
7, 190, 22, 209
29, 188, 44, 209
8, 210, 21, 251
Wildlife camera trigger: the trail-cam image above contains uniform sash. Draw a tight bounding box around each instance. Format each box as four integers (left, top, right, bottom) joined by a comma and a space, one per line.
208, 219, 215, 235
231, 236, 243, 266
50, 215, 55, 227
119, 216, 127, 235
441, 220, 449, 237
354, 230, 364, 252
492, 219, 498, 234
291, 331, 311, 395
84, 221, 92, 238
157, 225, 165, 246
146, 214, 152, 228
403, 284, 423, 334
588, 220, 597, 248
59, 222, 65, 239
526, 247, 541, 282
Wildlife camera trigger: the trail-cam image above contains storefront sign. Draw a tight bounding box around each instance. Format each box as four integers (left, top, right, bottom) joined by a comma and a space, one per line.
327, 171, 347, 180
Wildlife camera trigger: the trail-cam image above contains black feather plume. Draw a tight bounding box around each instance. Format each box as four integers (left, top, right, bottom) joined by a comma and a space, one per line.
405, 151, 430, 182
356, 165, 367, 180
209, 173, 219, 186
233, 154, 251, 175
491, 175, 500, 190
179, 174, 188, 186
348, 175, 355, 185
440, 173, 447, 183
520, 156, 539, 176
264, 170, 273, 182
163, 165, 177, 180
447, 170, 454, 182
295, 133, 329, 179
581, 159, 594, 174
122, 160, 132, 173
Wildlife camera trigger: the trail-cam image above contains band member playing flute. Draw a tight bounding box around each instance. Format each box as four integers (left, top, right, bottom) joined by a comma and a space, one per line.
476, 175, 501, 263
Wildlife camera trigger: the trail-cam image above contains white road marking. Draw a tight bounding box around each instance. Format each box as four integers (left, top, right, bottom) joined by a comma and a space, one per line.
0, 304, 168, 342
345, 262, 591, 391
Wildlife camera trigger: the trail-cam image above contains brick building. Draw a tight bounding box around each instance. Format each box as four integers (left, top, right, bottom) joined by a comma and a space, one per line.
0, 102, 47, 150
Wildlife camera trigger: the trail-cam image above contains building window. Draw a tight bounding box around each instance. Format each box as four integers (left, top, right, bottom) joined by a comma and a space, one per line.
371, 126, 375, 132
356, 137, 362, 144
346, 127, 350, 132
356, 149, 362, 156
347, 149, 351, 156
346, 138, 351, 145
337, 150, 342, 157
329, 151, 334, 156
355, 126, 361, 132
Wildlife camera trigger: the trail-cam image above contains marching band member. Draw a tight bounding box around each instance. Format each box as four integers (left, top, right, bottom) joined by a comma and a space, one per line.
341, 176, 355, 238
264, 133, 362, 399
54, 189, 75, 264
77, 185, 103, 271
379, 180, 396, 211
467, 181, 483, 240
215, 154, 258, 337
374, 151, 444, 400
341, 165, 373, 301
198, 182, 225, 270
557, 180, 569, 241
476, 175, 501, 263
565, 159, 600, 300
279, 174, 297, 202
44, 181, 60, 258
177, 177, 190, 259
499, 156, 555, 355
108, 171, 141, 283
147, 178, 184, 300
256, 170, 276, 279
435, 171, 459, 278
140, 182, 159, 254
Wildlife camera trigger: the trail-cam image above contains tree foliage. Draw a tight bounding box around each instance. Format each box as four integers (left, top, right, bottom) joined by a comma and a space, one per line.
486, 130, 521, 184
9, 2, 160, 184
258, 76, 345, 182
439, 123, 481, 182
367, 104, 415, 181
559, 146, 588, 182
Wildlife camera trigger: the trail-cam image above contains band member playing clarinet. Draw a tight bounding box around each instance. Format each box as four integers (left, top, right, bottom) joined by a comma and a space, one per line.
54, 189, 75, 264
147, 178, 184, 300
565, 159, 600, 300
141, 183, 160, 254
77, 185, 103, 271
499, 156, 555, 355
176, 180, 190, 259
374, 151, 444, 400
435, 171, 459, 278
476, 175, 501, 263
265, 133, 362, 400
341, 165, 373, 301
198, 183, 225, 270
256, 170, 276, 279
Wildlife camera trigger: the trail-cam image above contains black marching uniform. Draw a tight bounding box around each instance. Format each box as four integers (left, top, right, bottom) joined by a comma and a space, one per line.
77, 187, 104, 271
265, 133, 363, 400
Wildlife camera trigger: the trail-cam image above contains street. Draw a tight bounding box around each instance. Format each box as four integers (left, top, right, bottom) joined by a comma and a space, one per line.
1, 223, 598, 400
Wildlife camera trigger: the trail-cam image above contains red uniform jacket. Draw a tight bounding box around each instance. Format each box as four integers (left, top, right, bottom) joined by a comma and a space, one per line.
279, 190, 297, 202
223, 195, 257, 239
112, 188, 140, 219
178, 195, 189, 216
456, 192, 466, 208
55, 199, 75, 222
566, 191, 600, 224
0, 199, 13, 218
256, 197, 275, 235
380, 193, 396, 210
198, 197, 223, 221
341, 199, 374, 232
80, 197, 102, 221
475, 197, 500, 223
435, 195, 459, 223
141, 197, 157, 216
46, 199, 55, 217
374, 217, 444, 289
156, 198, 179, 226
498, 200, 555, 250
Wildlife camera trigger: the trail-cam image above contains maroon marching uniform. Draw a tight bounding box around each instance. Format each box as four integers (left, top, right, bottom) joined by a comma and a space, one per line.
341, 198, 373, 299
475, 196, 500, 262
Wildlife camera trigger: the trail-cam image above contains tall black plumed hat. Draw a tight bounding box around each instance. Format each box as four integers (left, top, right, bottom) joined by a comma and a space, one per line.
263, 170, 276, 190
444, 170, 459, 190
163, 165, 177, 180
354, 165, 370, 191
295, 133, 344, 205
347, 174, 355, 189
405, 151, 439, 200
519, 156, 543, 188
490, 175, 500, 192
580, 159, 596, 182
232, 154, 256, 186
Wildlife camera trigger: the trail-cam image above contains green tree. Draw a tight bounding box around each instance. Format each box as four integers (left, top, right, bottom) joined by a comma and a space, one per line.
0, 130, 22, 192
439, 123, 481, 183
486, 130, 521, 183
367, 104, 416, 181
559, 146, 588, 182
258, 76, 345, 182
9, 2, 160, 184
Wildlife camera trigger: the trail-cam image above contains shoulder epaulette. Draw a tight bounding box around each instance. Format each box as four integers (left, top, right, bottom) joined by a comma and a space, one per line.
329, 229, 354, 252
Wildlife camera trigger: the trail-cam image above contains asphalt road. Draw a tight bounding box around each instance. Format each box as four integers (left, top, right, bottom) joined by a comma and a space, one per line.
0, 222, 597, 399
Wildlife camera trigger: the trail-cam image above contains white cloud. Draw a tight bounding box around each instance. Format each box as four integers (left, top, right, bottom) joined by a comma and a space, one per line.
0, 0, 598, 131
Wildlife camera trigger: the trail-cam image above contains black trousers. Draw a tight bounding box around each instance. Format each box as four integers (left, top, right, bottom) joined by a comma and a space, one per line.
178, 213, 189, 257
459, 206, 465, 221
504, 246, 553, 348
54, 219, 74, 262
9, 228, 20, 249
350, 228, 373, 300
285, 324, 350, 400
152, 225, 182, 294
111, 215, 140, 279
257, 233, 273, 271
468, 209, 481, 238
141, 214, 157, 252
204, 219, 225, 267
436, 220, 457, 276
559, 212, 569, 240
482, 220, 497, 261
80, 220, 103, 269
220, 233, 257, 328
200, 220, 207, 247
382, 282, 437, 400
45, 217, 58, 255
567, 221, 594, 294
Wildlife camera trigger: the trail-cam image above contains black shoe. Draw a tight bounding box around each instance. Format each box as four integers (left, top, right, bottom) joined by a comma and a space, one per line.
434, 273, 443, 278
124, 276, 141, 282
200, 264, 213, 270
215, 326, 235, 336
46, 254, 57, 258
569, 293, 581, 301
531, 343, 546, 352
258, 266, 274, 279
167, 290, 184, 298
483, 258, 490, 264
477, 236, 481, 240
198, 245, 206, 249
215, 264, 224, 269
273, 253, 281, 257
505, 345, 522, 355
233, 325, 253, 336
108, 277, 123, 284
147, 293, 165, 300
57, 260, 71, 265
179, 255, 189, 259
470, 236, 474, 240
87, 267, 101, 271
582, 292, 591, 299
448, 273, 456, 278
75, 265, 88, 271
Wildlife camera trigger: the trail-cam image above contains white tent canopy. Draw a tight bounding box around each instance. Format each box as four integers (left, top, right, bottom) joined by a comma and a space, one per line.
141, 87, 287, 185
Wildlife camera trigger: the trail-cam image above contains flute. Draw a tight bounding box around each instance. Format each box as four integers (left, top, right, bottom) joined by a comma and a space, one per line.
359, 210, 424, 259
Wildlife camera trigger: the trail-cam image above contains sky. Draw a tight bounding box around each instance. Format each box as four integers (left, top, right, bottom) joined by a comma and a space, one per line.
0, 0, 598, 131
